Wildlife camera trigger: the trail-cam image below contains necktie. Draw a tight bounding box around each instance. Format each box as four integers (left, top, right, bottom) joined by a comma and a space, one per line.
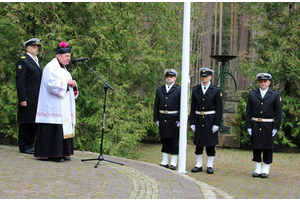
34, 58, 39, 67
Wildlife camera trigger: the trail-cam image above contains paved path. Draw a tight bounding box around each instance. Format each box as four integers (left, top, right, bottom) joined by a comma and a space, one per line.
0, 145, 299, 199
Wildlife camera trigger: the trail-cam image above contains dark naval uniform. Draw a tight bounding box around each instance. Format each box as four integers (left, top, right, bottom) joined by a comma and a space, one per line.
190, 67, 222, 174
190, 84, 222, 147
245, 72, 282, 178
16, 39, 42, 153
154, 84, 181, 140
245, 88, 282, 150
154, 68, 180, 170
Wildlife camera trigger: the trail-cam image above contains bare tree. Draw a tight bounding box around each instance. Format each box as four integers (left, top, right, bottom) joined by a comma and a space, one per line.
212, 2, 218, 82
238, 3, 249, 90
203, 2, 213, 71
218, 2, 223, 85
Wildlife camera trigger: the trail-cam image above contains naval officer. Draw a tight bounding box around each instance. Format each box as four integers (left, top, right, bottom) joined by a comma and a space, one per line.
16, 38, 42, 154
154, 69, 181, 170
245, 73, 282, 178
190, 67, 222, 174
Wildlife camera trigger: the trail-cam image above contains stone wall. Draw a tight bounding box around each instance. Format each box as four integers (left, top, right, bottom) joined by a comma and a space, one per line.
217, 90, 241, 148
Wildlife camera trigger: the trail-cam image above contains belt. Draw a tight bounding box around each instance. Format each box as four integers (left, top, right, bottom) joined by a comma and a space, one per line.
252, 117, 274, 122
195, 110, 216, 115
159, 110, 179, 114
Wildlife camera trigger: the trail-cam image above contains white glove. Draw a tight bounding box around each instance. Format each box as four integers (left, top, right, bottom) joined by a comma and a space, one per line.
247, 128, 252, 135
190, 125, 195, 132
176, 121, 180, 127
272, 129, 277, 137
212, 125, 219, 133
156, 121, 159, 127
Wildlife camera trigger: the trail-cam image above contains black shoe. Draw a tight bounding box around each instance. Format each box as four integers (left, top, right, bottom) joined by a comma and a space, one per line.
159, 164, 169, 168
207, 167, 214, 174
252, 172, 261, 177
20, 148, 34, 154
50, 157, 64, 162
170, 165, 176, 170
191, 166, 203, 173
63, 156, 71, 161
261, 173, 268, 178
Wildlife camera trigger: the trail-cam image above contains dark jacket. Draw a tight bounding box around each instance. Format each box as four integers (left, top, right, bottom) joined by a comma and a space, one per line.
16, 54, 42, 123
154, 84, 181, 138
190, 84, 222, 146
245, 88, 282, 149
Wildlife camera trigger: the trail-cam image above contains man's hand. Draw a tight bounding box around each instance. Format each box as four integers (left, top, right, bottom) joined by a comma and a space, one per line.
212, 125, 219, 133
191, 125, 195, 132
247, 128, 252, 135
68, 79, 77, 88
20, 101, 27, 106
272, 129, 277, 137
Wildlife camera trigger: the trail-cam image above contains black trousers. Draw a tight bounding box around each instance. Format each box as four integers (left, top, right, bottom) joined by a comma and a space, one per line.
195, 146, 216, 156
18, 123, 37, 151
160, 137, 179, 155
252, 148, 273, 164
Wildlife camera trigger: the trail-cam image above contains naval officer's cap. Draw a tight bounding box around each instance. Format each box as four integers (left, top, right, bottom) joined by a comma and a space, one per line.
256, 73, 272, 80
56, 42, 71, 54
199, 67, 214, 77
23, 38, 41, 47
164, 69, 178, 77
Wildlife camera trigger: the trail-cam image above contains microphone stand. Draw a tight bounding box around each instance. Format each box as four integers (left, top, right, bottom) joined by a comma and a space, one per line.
79, 61, 124, 168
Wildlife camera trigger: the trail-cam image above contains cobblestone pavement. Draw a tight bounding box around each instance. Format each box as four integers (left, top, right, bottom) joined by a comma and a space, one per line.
0, 145, 299, 199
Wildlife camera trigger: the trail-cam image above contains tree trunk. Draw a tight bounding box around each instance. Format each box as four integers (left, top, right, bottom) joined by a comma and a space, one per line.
218, 2, 223, 85
238, 3, 248, 90
212, 2, 218, 82
203, 2, 213, 71
230, 2, 233, 55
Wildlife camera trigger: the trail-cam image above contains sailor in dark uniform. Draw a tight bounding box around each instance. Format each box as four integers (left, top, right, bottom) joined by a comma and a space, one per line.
190, 68, 222, 174
16, 38, 42, 154
245, 73, 282, 178
154, 69, 181, 170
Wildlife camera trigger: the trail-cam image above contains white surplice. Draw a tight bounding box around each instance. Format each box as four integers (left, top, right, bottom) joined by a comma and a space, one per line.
36, 58, 78, 139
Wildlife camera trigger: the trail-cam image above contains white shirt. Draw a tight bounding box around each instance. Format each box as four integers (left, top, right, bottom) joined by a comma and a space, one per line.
27, 53, 39, 67
201, 82, 211, 94
165, 82, 175, 93
260, 87, 269, 98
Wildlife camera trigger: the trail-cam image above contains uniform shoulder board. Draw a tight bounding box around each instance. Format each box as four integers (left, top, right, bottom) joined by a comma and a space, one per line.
21, 56, 26, 59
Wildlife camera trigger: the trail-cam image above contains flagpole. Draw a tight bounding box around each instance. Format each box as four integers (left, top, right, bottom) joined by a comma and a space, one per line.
178, 2, 191, 174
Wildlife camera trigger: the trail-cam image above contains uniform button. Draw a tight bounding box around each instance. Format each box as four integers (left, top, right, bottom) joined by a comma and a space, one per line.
203, 98, 205, 100
166, 97, 168, 99
261, 102, 263, 105
202, 116, 205, 118
202, 125, 204, 127
165, 105, 167, 107
259, 128, 262, 131
164, 120, 166, 122
260, 111, 263, 113
202, 107, 205, 109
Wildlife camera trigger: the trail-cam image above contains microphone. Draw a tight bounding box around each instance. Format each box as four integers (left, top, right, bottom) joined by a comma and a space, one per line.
71, 57, 88, 63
